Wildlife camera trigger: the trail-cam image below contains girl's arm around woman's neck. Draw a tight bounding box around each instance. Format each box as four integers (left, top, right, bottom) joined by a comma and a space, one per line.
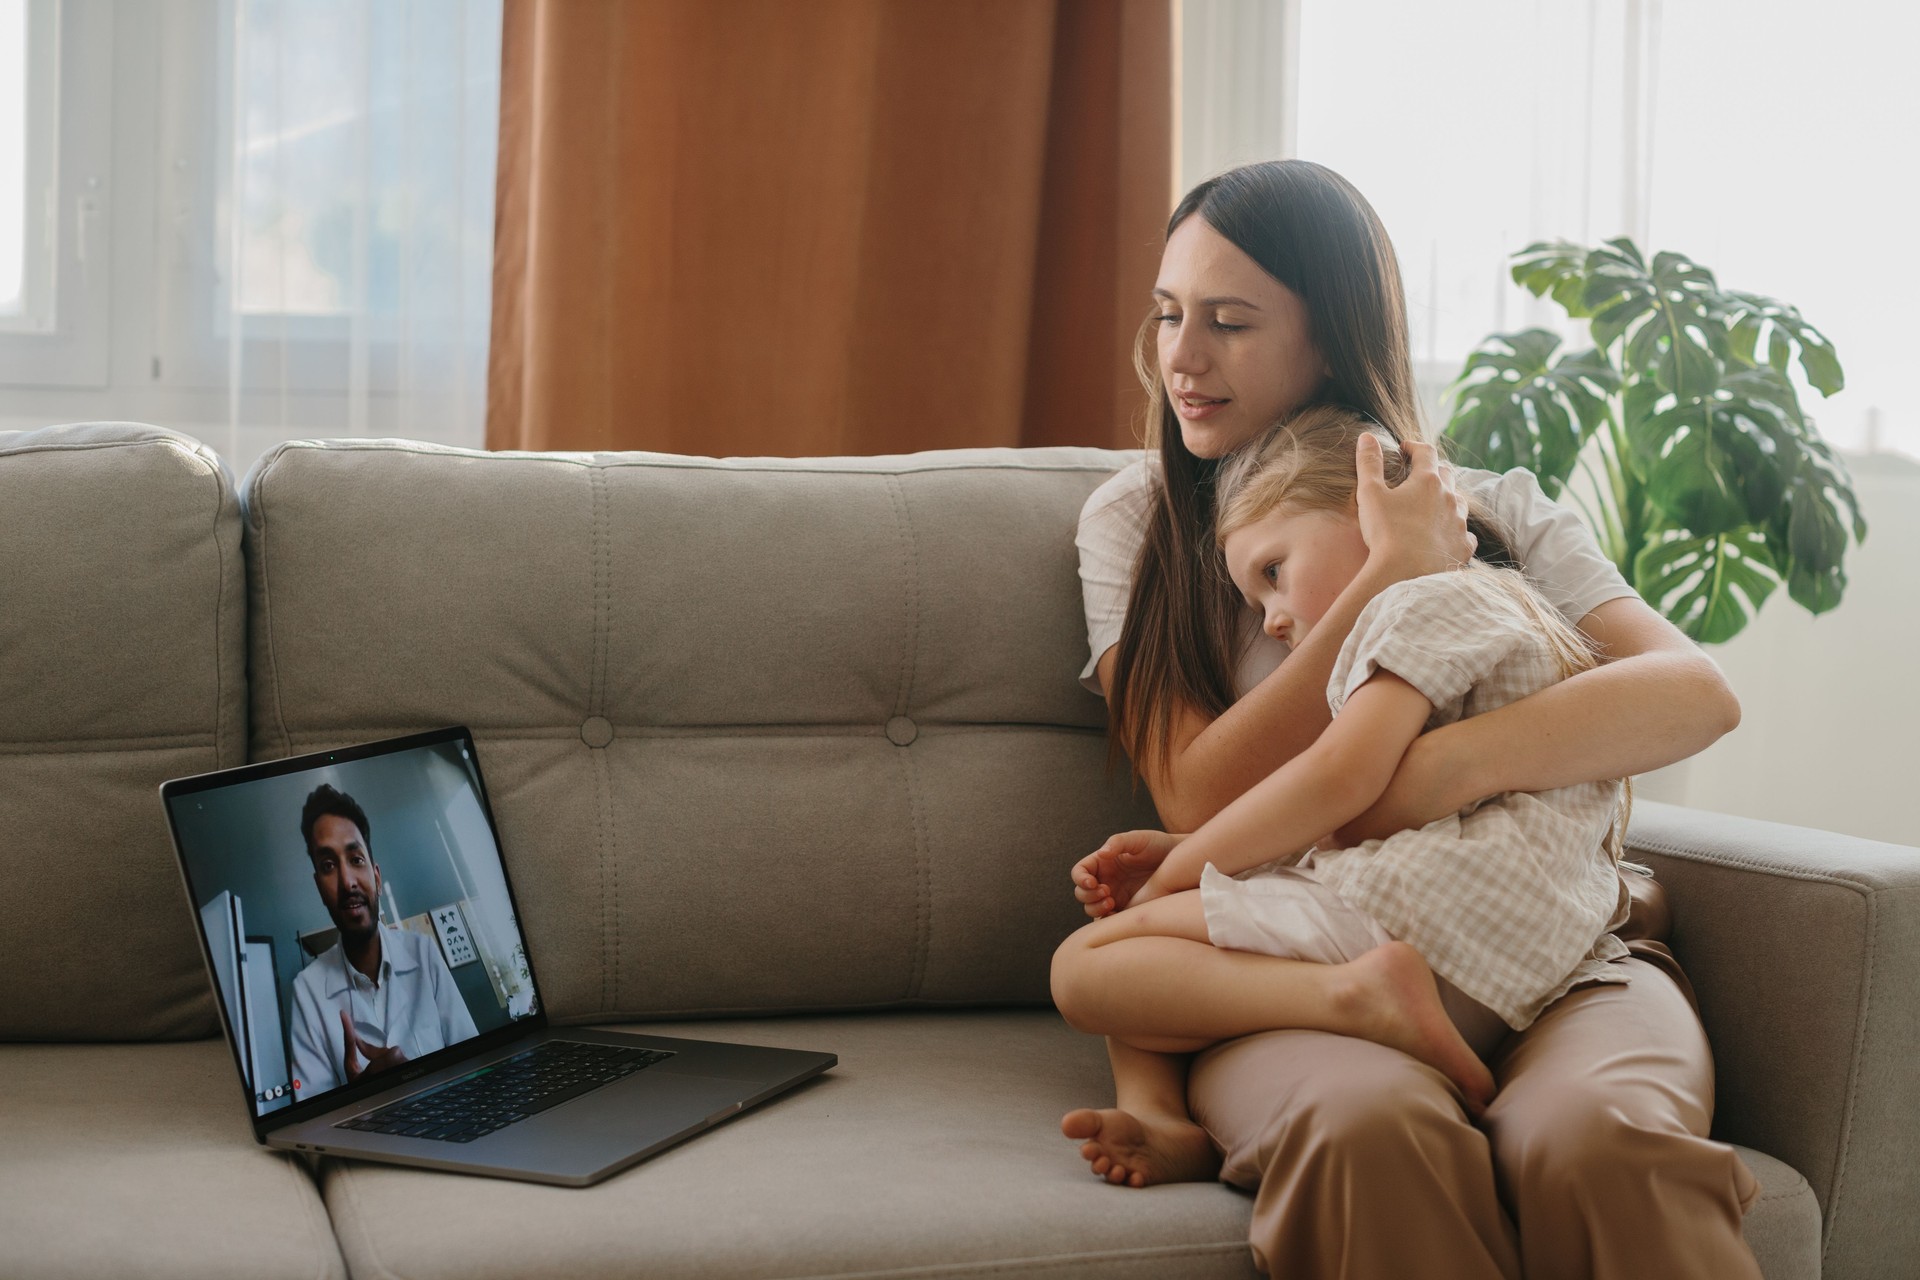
1152, 670, 1435, 893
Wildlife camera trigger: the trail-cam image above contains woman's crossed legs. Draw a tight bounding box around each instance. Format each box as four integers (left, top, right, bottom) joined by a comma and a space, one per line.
1186, 955, 1763, 1280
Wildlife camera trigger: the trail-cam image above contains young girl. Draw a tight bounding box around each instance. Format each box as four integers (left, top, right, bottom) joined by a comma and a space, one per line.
1051, 405, 1632, 1185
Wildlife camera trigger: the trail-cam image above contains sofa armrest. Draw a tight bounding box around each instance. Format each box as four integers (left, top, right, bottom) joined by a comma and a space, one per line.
1626, 800, 1920, 1280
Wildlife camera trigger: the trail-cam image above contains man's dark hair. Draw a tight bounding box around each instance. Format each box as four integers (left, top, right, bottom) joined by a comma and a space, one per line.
300, 784, 371, 859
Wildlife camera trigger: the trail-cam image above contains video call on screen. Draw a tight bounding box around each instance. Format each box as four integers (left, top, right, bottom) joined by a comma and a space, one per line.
171, 740, 537, 1117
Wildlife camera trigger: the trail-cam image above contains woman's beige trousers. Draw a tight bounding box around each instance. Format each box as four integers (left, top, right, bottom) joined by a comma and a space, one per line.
1187, 876, 1763, 1279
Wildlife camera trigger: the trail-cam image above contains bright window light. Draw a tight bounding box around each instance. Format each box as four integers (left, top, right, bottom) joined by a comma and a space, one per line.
0, 0, 27, 315
1296, 0, 1920, 459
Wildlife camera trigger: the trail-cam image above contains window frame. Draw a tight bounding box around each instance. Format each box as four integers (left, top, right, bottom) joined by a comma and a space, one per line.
0, 0, 110, 386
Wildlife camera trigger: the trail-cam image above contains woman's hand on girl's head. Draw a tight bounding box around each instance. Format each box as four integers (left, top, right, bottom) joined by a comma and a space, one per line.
1071, 830, 1185, 918
1353, 435, 1476, 583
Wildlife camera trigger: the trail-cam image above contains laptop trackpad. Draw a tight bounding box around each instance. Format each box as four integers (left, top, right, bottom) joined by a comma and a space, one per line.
622, 1069, 750, 1117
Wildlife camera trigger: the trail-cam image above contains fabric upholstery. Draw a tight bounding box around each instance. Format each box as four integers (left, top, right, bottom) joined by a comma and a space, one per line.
243, 441, 1160, 1021
1628, 800, 1920, 1280
0, 1039, 345, 1280
0, 423, 243, 1040
321, 1009, 1818, 1280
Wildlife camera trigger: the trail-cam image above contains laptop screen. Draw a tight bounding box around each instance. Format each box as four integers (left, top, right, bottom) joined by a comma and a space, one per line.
164, 731, 540, 1119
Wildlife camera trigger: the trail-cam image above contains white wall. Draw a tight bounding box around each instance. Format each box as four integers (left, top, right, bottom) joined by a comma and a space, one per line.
1675, 450, 1920, 847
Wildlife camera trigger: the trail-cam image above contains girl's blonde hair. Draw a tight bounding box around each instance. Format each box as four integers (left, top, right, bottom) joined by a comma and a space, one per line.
1215, 405, 1631, 858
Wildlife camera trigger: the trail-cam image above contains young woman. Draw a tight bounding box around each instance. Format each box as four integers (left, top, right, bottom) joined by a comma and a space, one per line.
1066, 160, 1761, 1280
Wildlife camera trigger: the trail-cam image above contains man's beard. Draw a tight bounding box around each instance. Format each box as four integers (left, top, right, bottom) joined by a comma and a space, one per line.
333, 892, 377, 940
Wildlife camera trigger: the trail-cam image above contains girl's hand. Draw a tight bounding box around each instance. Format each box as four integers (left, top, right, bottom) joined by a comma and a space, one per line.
1354, 435, 1475, 582
1071, 830, 1185, 918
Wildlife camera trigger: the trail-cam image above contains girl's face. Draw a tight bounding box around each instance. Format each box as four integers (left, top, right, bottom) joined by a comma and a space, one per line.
1154, 217, 1330, 459
1222, 503, 1371, 649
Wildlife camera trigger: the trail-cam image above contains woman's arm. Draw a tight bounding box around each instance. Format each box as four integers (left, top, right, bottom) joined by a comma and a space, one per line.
1145, 672, 1434, 896
1097, 436, 1474, 833
1334, 595, 1740, 844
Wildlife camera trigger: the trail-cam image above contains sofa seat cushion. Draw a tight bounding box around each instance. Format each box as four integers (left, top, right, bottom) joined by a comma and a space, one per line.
320, 1010, 1817, 1280
323, 1011, 1260, 1280
0, 1040, 345, 1280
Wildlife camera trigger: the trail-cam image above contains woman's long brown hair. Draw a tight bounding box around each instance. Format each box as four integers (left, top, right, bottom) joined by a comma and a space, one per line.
1108, 161, 1426, 784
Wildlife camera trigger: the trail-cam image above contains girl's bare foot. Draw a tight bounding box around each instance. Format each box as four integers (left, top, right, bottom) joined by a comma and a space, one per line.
1342, 942, 1496, 1110
1061, 1106, 1220, 1188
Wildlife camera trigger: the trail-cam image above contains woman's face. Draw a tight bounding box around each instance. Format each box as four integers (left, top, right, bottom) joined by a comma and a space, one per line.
1154, 216, 1329, 459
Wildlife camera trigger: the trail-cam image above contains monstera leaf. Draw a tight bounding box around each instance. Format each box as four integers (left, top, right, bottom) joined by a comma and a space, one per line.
1444, 237, 1864, 645
1770, 434, 1868, 614
1634, 527, 1780, 645
1445, 330, 1618, 497
1624, 368, 1805, 533
1723, 289, 1845, 397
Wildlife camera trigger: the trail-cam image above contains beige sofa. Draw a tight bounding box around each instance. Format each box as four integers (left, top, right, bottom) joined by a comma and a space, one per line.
2, 421, 1914, 1280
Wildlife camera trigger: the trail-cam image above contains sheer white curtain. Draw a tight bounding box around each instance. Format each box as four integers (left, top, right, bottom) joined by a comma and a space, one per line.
201, 0, 501, 467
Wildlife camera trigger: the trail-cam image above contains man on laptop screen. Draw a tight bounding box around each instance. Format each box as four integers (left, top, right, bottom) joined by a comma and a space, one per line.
290, 783, 478, 1099
162, 727, 835, 1186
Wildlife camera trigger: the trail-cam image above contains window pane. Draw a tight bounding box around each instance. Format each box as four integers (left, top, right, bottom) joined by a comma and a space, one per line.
0, 0, 27, 314
1295, 0, 1920, 458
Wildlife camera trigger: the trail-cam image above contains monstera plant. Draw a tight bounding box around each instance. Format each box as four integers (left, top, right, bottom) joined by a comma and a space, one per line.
1443, 238, 1866, 644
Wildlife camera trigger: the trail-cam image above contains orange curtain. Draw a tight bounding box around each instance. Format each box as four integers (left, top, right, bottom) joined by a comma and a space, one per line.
487, 0, 1172, 455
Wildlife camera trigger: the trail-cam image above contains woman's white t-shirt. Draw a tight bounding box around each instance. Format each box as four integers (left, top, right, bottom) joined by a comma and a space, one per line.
1076, 455, 1636, 697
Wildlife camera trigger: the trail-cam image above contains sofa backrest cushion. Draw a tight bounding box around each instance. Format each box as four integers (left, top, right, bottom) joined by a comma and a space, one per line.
0, 424, 245, 1040
244, 441, 1158, 1022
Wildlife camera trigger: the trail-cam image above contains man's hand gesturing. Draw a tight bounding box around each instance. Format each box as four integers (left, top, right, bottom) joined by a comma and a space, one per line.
340, 1008, 410, 1083
1070, 830, 1187, 919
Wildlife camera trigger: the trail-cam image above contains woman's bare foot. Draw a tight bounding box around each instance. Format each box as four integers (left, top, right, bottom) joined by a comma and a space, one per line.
1341, 942, 1497, 1111
1061, 1106, 1220, 1188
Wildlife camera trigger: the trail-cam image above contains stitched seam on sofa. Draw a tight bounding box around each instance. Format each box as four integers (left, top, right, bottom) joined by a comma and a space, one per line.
249, 450, 295, 757
272, 439, 1135, 478
1630, 837, 1875, 1259
589, 465, 617, 1012
900, 747, 933, 1001
761, 1240, 1252, 1280
887, 474, 932, 1000
0, 732, 219, 753
282, 1150, 345, 1280
202, 442, 231, 773
275, 723, 1111, 746
1821, 878, 1876, 1264
0, 433, 205, 460
329, 1162, 403, 1280
558, 994, 1063, 1023
1624, 839, 1879, 891
886, 474, 919, 719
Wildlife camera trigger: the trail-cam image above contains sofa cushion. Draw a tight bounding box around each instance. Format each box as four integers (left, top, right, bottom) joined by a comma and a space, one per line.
1732, 1146, 1820, 1280
319, 1010, 1817, 1280
242, 442, 1159, 1020
0, 1039, 345, 1280
0, 423, 245, 1040
323, 1011, 1262, 1280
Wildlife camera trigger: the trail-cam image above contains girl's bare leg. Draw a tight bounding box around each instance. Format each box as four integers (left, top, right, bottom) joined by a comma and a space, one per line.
1061, 1039, 1221, 1187
1050, 890, 1494, 1108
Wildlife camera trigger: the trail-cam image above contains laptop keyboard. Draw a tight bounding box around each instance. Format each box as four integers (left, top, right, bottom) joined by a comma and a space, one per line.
334, 1040, 674, 1143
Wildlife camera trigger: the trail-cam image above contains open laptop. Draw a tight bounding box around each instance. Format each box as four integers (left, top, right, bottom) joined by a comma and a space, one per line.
160, 725, 836, 1186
